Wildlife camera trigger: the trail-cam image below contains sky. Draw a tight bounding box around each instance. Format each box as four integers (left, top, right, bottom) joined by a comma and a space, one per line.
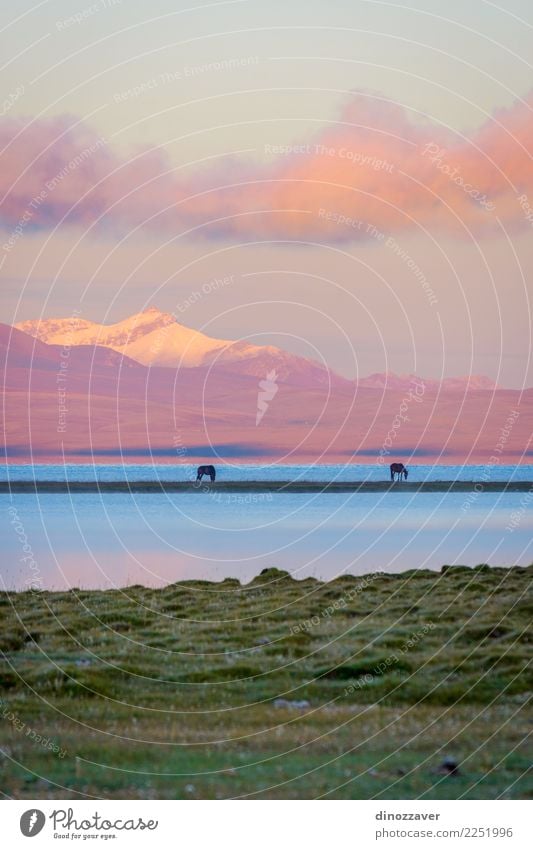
1, 0, 532, 386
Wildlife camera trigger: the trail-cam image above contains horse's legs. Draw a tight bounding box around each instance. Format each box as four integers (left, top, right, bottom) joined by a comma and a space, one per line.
196, 472, 203, 481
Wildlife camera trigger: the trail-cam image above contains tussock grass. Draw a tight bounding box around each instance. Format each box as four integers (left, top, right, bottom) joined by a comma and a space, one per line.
0, 565, 531, 799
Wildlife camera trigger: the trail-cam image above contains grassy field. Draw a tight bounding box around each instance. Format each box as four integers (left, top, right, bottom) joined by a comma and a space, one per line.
0, 564, 531, 799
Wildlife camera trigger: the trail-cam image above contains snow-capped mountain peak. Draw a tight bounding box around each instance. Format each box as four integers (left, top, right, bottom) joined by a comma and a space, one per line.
14, 307, 336, 380
14, 309, 499, 389
16, 308, 228, 368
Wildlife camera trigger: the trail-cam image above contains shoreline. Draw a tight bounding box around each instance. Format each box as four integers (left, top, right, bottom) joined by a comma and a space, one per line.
2, 479, 533, 493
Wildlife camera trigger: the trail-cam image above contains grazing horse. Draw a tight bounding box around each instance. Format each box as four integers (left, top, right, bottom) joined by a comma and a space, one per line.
196, 464, 216, 482
390, 462, 408, 481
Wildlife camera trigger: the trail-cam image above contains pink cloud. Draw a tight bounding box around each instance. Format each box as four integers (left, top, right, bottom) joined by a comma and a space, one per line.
1, 91, 533, 243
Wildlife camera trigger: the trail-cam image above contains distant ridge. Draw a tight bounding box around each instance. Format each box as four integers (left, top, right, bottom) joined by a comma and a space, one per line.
356, 372, 499, 391
15, 308, 498, 390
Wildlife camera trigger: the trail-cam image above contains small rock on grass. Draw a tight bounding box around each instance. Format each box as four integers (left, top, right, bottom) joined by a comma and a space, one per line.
436, 756, 460, 776
273, 698, 310, 709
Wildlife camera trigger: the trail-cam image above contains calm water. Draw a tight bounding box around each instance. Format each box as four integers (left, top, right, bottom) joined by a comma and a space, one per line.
2, 465, 532, 589
3, 463, 533, 483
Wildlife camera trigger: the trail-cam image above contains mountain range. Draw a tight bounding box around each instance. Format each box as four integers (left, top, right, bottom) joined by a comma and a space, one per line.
15, 307, 497, 391
2, 309, 531, 463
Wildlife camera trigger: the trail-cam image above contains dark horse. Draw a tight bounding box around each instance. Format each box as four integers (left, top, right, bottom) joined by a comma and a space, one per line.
196, 464, 216, 482
390, 462, 408, 481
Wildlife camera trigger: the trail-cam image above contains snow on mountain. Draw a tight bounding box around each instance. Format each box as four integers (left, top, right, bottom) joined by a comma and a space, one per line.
15, 307, 339, 384
14, 309, 499, 390
17, 307, 247, 368
15, 316, 97, 342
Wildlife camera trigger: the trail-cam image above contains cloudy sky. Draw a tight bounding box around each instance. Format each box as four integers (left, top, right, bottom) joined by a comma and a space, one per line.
1, 0, 532, 385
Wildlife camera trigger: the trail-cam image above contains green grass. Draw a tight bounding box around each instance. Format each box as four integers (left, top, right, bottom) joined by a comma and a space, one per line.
0, 565, 531, 799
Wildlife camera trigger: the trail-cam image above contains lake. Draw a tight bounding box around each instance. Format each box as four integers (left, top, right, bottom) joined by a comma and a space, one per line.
3, 462, 533, 483
2, 464, 532, 589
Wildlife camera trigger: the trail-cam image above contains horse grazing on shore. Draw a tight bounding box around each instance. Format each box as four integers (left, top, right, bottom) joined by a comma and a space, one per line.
390, 462, 408, 481
196, 464, 216, 482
